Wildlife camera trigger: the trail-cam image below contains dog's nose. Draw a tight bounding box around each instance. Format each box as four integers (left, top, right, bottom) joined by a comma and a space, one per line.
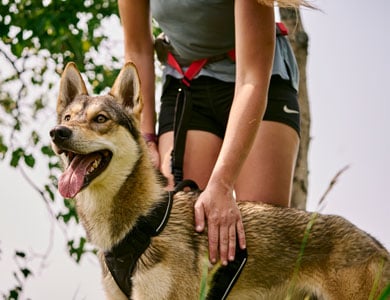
50, 126, 72, 142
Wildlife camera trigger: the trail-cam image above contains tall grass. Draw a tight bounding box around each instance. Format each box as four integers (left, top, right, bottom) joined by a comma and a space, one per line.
285, 212, 319, 299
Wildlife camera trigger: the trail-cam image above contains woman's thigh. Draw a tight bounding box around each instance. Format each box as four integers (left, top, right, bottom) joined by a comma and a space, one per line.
159, 130, 223, 190
234, 121, 299, 206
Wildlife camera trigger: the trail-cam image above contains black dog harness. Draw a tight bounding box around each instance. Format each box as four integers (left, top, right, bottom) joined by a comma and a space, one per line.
104, 180, 247, 299
104, 190, 174, 298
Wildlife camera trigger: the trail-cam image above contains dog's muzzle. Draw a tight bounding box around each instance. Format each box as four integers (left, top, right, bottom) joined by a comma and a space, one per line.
50, 125, 112, 198
50, 125, 72, 148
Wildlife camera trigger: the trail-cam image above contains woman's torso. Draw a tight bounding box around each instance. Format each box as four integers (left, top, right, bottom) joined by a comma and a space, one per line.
151, 0, 299, 89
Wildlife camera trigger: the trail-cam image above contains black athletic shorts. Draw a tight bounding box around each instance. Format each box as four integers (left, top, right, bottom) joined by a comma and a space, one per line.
158, 75, 300, 138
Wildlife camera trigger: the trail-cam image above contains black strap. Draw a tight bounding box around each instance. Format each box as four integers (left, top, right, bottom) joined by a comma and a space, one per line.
104, 192, 174, 298
171, 84, 193, 185
174, 179, 199, 192
207, 243, 248, 300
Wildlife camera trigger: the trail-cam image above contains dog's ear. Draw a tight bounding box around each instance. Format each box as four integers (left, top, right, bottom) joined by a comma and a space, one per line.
57, 62, 88, 114
110, 62, 143, 119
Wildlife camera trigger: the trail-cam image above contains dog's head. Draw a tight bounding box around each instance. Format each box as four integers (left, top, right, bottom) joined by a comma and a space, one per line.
50, 62, 144, 198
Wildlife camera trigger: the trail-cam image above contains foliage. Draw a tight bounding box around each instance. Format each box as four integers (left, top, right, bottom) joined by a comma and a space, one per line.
2, 251, 34, 300
0, 0, 121, 297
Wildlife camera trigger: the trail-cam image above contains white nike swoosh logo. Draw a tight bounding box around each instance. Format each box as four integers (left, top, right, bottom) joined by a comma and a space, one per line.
283, 105, 299, 114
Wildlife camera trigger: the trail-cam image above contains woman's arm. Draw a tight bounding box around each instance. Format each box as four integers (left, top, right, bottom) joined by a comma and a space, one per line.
118, 0, 159, 165
194, 0, 275, 265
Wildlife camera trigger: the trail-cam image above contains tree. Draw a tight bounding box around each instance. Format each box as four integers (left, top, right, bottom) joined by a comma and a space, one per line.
280, 7, 311, 209
0, 0, 120, 297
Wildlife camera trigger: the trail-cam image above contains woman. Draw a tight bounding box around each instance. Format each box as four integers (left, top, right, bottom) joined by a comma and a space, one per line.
118, 0, 310, 266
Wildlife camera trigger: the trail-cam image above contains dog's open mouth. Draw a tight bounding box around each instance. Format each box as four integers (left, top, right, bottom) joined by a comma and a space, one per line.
58, 150, 112, 198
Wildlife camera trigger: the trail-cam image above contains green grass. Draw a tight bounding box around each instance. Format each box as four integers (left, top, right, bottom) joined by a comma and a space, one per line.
377, 283, 390, 300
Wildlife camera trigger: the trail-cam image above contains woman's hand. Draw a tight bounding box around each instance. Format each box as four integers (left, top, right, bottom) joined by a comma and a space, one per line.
194, 181, 246, 265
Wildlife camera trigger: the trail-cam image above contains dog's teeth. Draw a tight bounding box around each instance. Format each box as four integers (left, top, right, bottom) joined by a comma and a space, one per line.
88, 158, 101, 174
93, 158, 101, 168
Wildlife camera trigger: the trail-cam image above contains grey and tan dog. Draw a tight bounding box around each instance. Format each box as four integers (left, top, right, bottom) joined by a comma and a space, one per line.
50, 62, 389, 300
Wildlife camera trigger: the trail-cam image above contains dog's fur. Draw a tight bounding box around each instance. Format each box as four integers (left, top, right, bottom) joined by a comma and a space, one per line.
51, 62, 390, 300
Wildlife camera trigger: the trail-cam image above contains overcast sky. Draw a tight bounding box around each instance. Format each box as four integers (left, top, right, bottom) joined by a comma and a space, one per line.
0, 1, 389, 299
303, 0, 389, 247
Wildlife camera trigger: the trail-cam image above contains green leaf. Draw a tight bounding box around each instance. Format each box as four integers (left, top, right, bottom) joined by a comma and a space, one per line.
11, 42, 24, 57
15, 251, 26, 258
68, 237, 87, 263
44, 184, 55, 202
48, 161, 61, 170
10, 148, 24, 168
20, 268, 32, 279
57, 197, 78, 223
41, 145, 55, 157
0, 136, 8, 159
31, 131, 40, 145
9, 288, 20, 299
378, 283, 390, 300
23, 153, 35, 168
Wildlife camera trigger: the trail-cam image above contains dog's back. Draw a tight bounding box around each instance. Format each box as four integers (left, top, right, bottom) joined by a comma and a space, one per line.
142, 194, 390, 299
236, 202, 390, 299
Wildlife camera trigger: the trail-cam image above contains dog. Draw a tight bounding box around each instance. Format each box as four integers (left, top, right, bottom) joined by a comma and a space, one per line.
50, 62, 390, 300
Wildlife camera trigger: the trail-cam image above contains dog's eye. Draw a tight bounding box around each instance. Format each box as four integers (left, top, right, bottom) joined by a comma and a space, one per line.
64, 115, 71, 121
95, 114, 108, 123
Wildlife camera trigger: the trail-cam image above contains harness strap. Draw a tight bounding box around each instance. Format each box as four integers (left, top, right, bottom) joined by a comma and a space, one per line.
207, 243, 248, 300
168, 52, 207, 185
171, 85, 191, 185
174, 178, 200, 192
104, 192, 174, 298
167, 52, 208, 87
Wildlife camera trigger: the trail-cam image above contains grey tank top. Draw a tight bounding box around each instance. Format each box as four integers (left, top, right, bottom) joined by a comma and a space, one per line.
151, 0, 299, 90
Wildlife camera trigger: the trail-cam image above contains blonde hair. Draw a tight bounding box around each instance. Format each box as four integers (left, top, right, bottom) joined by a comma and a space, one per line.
257, 0, 314, 8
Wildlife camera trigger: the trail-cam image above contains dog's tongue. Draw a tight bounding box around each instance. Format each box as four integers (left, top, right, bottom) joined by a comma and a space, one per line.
58, 153, 100, 198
